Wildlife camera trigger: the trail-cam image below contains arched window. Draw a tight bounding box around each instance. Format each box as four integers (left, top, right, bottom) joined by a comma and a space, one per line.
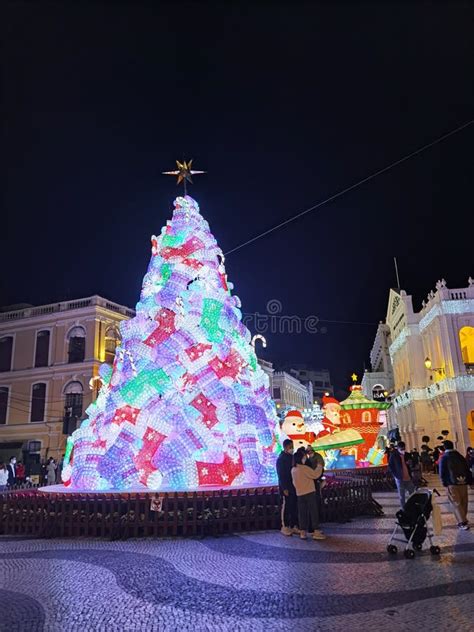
35, 330, 50, 368
459, 326, 474, 370
362, 411, 372, 424
67, 326, 86, 363
342, 413, 352, 425
64, 381, 83, 419
104, 327, 121, 364
0, 336, 13, 372
31, 383, 47, 423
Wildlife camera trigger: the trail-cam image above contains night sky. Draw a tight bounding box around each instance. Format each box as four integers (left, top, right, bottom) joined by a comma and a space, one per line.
3, 2, 473, 396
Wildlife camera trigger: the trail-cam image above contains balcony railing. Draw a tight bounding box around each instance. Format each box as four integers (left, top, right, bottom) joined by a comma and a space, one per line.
0, 296, 135, 323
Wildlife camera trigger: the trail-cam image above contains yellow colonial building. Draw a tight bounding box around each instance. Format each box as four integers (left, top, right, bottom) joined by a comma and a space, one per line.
0, 296, 134, 465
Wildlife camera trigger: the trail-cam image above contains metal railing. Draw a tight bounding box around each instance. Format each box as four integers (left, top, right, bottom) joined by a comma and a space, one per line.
0, 296, 135, 323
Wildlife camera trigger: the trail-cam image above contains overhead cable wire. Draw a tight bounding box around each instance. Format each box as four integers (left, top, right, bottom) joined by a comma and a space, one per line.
224, 119, 474, 256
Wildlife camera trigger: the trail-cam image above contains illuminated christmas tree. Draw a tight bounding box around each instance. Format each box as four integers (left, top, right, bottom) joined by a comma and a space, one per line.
63, 193, 278, 490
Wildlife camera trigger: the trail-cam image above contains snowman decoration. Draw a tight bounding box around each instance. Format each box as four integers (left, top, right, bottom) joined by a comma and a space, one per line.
280, 410, 317, 450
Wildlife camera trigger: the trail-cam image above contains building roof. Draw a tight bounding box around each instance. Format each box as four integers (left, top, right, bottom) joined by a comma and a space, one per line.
339, 385, 391, 410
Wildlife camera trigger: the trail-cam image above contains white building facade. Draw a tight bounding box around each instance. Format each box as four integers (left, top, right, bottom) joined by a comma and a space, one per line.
387, 279, 474, 452
272, 371, 313, 411
289, 367, 334, 400
362, 322, 395, 437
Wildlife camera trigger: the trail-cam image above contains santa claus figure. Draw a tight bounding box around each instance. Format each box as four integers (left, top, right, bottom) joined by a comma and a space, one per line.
312, 394, 364, 458
280, 410, 317, 450
322, 395, 342, 430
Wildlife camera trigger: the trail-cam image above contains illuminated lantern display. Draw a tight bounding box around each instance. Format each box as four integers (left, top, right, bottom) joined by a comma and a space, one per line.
312, 395, 364, 468
338, 376, 391, 465
63, 195, 278, 490
280, 410, 318, 450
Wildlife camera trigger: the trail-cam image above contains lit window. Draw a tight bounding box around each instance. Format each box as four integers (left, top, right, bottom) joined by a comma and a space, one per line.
104, 328, 121, 364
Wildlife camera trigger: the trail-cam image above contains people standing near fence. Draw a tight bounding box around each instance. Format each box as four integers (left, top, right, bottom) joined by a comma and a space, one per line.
7, 456, 16, 488
0, 463, 8, 491
15, 461, 25, 486
46, 457, 57, 486
291, 447, 326, 540
276, 439, 299, 536
389, 441, 415, 508
439, 440, 473, 530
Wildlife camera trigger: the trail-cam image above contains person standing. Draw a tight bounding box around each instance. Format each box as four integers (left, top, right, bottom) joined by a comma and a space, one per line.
7, 456, 16, 488
276, 439, 299, 536
439, 440, 473, 530
389, 441, 415, 508
46, 457, 57, 486
0, 463, 8, 491
466, 447, 474, 477
291, 447, 326, 540
409, 449, 423, 487
15, 461, 25, 486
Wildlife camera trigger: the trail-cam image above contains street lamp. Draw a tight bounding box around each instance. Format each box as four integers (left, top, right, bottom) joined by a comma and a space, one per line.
424, 357, 445, 377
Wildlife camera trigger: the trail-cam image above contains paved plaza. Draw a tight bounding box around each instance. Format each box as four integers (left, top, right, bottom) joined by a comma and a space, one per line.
1, 477, 473, 631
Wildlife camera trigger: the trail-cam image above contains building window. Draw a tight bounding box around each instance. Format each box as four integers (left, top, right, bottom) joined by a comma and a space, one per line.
0, 336, 13, 372
35, 330, 50, 368
0, 387, 8, 424
362, 411, 372, 424
104, 328, 121, 364
67, 326, 86, 363
459, 326, 474, 371
64, 381, 83, 419
273, 387, 281, 399
31, 383, 46, 422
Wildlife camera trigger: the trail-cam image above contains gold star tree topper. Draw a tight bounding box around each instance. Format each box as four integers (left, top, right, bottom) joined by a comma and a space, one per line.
162, 160, 206, 194
351, 373, 358, 383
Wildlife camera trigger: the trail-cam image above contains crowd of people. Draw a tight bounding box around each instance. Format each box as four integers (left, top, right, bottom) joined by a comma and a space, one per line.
0, 455, 64, 490
276, 436, 473, 539
388, 439, 473, 530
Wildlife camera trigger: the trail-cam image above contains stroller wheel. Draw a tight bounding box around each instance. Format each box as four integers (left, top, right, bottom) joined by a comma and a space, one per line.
414, 543, 423, 551
430, 545, 441, 555
404, 549, 415, 559
387, 544, 398, 555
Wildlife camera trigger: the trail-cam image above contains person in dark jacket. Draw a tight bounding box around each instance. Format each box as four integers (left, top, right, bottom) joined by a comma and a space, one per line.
276, 439, 298, 536
389, 441, 415, 508
7, 456, 17, 487
305, 445, 326, 530
439, 440, 473, 530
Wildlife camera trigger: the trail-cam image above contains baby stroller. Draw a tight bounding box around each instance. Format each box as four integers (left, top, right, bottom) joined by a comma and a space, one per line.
387, 488, 441, 559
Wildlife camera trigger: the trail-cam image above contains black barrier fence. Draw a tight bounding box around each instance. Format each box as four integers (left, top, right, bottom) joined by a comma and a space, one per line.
0, 475, 381, 539
326, 466, 396, 492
